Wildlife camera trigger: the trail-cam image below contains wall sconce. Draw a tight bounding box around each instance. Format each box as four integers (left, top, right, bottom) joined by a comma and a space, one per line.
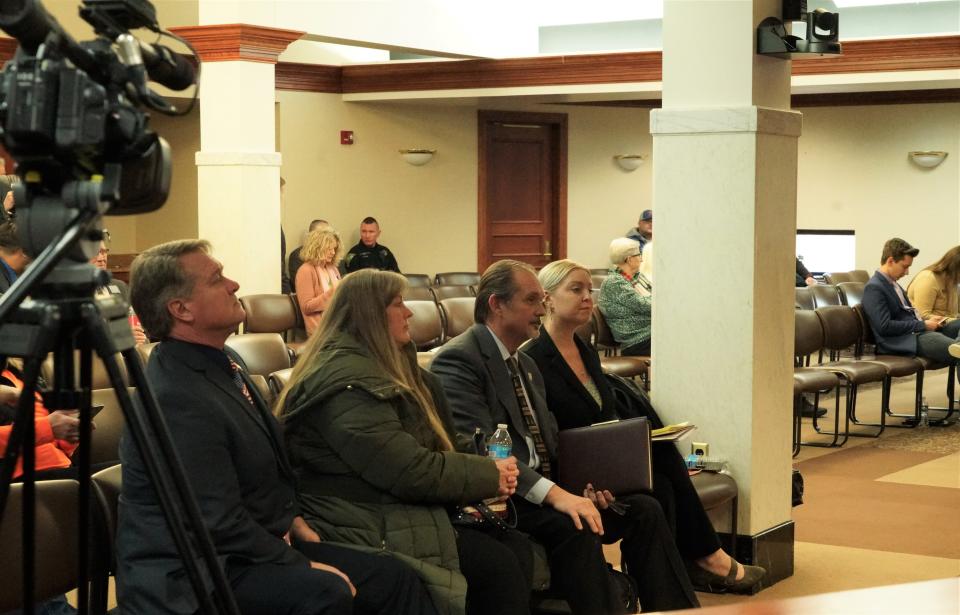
909, 151, 948, 169
400, 148, 436, 166
614, 154, 645, 172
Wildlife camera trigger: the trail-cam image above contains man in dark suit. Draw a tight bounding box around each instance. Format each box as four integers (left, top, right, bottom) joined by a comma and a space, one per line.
118, 239, 435, 615
862, 237, 960, 363
430, 260, 697, 614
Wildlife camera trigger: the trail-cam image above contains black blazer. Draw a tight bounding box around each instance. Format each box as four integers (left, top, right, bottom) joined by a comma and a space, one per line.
522, 328, 619, 431
0, 261, 14, 294
116, 339, 305, 614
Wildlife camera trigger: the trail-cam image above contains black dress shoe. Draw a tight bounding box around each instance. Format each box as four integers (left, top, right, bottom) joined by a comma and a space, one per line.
800, 399, 828, 418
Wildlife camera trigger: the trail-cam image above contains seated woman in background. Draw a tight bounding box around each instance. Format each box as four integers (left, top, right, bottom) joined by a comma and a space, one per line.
0, 359, 81, 481
598, 238, 653, 356
524, 259, 766, 594
90, 233, 147, 345
277, 270, 532, 615
907, 246, 960, 324
296, 228, 343, 335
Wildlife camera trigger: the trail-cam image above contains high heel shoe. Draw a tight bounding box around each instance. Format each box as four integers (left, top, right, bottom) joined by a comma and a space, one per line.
686, 558, 766, 594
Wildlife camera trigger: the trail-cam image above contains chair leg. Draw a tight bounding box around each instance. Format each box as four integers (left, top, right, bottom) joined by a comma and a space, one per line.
792, 395, 802, 457
728, 495, 738, 555
847, 378, 887, 438
928, 364, 958, 425
808, 383, 844, 447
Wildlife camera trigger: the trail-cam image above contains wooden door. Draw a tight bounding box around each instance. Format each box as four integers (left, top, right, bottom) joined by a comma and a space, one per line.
478, 111, 567, 271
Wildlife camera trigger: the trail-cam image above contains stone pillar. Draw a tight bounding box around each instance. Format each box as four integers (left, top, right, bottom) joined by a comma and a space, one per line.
650, 0, 800, 584
171, 24, 303, 296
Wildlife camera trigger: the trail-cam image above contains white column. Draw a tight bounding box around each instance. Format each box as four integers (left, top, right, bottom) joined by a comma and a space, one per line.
173, 23, 302, 296
651, 0, 799, 578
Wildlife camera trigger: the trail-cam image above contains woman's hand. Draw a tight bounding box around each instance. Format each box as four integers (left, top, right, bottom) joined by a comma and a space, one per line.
0, 385, 20, 407
583, 483, 616, 510
48, 411, 82, 443
131, 323, 148, 345
494, 456, 519, 496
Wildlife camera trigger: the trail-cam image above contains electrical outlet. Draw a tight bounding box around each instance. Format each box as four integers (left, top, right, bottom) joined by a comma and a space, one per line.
691, 442, 709, 457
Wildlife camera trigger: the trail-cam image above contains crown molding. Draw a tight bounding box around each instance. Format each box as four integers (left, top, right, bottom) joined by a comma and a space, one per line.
792, 35, 960, 75
276, 62, 342, 92
170, 24, 304, 64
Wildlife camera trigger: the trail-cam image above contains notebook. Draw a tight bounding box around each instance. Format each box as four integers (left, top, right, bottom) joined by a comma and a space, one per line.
557, 417, 652, 495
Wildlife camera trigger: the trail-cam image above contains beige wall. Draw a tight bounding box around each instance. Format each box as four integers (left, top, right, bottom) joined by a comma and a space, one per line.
797, 103, 960, 280
128, 95, 958, 279
276, 92, 650, 275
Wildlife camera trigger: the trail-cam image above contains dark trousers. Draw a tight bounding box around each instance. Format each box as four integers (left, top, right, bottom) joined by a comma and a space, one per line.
603, 493, 699, 612
622, 339, 651, 357
456, 527, 532, 615
228, 541, 437, 615
651, 443, 723, 560
512, 497, 617, 614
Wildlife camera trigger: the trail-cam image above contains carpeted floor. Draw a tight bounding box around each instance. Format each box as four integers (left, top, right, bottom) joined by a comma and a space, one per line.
696, 370, 960, 609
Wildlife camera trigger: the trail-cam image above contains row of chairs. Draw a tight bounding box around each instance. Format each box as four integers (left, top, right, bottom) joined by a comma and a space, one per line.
792, 304, 956, 454
795, 282, 865, 311
823, 270, 870, 285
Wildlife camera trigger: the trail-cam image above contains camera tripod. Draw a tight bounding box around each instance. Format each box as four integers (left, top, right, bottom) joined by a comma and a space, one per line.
0, 185, 239, 614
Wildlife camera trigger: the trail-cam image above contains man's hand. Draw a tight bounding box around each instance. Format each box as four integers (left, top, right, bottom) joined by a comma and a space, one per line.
131, 324, 148, 345
48, 411, 82, 443
289, 515, 322, 544
924, 318, 942, 331
805, 276, 817, 287
544, 485, 603, 535
494, 456, 519, 496
309, 561, 356, 596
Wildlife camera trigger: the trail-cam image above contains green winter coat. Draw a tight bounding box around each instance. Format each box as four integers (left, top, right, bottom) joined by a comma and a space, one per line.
281, 332, 501, 615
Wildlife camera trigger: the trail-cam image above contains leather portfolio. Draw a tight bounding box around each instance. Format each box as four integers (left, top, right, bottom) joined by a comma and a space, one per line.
557, 417, 653, 495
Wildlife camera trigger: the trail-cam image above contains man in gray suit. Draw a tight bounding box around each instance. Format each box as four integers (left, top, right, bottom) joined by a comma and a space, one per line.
430, 260, 697, 614
117, 239, 434, 615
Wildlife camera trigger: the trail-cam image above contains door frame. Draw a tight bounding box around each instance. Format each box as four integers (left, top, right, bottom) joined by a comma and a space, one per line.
477, 110, 568, 271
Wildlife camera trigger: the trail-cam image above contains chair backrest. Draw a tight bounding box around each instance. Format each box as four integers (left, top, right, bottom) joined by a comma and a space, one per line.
404, 273, 432, 288
439, 297, 476, 341
406, 300, 444, 350
417, 352, 437, 370
815, 305, 861, 351
268, 367, 293, 398
224, 333, 292, 377
136, 341, 158, 366
240, 294, 298, 334
810, 284, 842, 308
41, 351, 128, 390
591, 274, 607, 290
824, 272, 852, 285
836, 281, 865, 307
593, 307, 618, 351
403, 285, 435, 301
794, 309, 825, 358
852, 304, 877, 345
91, 463, 122, 572
0, 480, 81, 610
794, 287, 815, 310
89, 387, 137, 466
589, 268, 608, 276
435, 272, 480, 287
575, 315, 597, 348
849, 270, 870, 283
431, 285, 475, 301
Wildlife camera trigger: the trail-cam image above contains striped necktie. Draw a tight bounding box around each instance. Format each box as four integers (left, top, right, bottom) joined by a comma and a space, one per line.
506, 357, 552, 479
228, 359, 255, 406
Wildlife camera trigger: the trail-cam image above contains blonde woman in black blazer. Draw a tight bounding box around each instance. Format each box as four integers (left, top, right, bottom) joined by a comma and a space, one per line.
523, 259, 765, 595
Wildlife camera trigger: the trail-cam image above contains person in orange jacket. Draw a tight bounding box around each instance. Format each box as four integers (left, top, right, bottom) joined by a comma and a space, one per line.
0, 360, 81, 479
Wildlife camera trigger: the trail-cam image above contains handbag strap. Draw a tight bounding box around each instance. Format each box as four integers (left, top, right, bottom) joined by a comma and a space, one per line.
474, 500, 517, 531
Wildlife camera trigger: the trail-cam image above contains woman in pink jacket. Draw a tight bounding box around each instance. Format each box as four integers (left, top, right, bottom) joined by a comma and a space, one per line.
296, 228, 343, 335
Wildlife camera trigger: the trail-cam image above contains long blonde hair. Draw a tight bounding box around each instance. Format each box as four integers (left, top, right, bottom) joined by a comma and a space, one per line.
300, 228, 342, 266
275, 269, 453, 451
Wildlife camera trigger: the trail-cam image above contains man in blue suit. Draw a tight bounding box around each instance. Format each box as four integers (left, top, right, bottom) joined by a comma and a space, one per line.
862, 237, 960, 363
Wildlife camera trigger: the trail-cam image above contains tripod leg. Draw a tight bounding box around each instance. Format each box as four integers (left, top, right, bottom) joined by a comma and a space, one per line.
81, 304, 240, 615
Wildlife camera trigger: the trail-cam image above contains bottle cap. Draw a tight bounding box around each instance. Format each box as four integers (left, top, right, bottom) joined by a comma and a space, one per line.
497, 423, 508, 430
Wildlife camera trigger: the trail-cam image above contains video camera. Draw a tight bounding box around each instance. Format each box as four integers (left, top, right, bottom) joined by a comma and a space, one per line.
0, 0, 197, 226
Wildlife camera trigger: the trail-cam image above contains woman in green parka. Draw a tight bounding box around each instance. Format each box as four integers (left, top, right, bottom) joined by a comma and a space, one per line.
277, 269, 532, 615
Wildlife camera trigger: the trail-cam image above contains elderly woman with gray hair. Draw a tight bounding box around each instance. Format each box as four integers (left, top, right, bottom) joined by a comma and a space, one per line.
598, 237, 653, 356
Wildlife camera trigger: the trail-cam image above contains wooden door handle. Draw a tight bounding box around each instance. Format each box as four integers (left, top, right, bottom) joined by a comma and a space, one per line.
543, 239, 552, 258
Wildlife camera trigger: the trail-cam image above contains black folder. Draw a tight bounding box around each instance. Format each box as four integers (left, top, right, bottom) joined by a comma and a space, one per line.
556, 417, 653, 495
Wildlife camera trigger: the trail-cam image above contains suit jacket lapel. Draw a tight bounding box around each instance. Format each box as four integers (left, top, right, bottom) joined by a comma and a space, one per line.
473, 326, 529, 441
539, 329, 604, 418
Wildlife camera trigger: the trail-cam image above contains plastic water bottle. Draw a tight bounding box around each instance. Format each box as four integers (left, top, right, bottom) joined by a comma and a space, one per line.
919, 397, 930, 428
487, 424, 512, 459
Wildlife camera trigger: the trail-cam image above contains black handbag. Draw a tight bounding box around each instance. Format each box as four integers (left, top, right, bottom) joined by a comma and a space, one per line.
449, 428, 518, 532
604, 372, 665, 429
